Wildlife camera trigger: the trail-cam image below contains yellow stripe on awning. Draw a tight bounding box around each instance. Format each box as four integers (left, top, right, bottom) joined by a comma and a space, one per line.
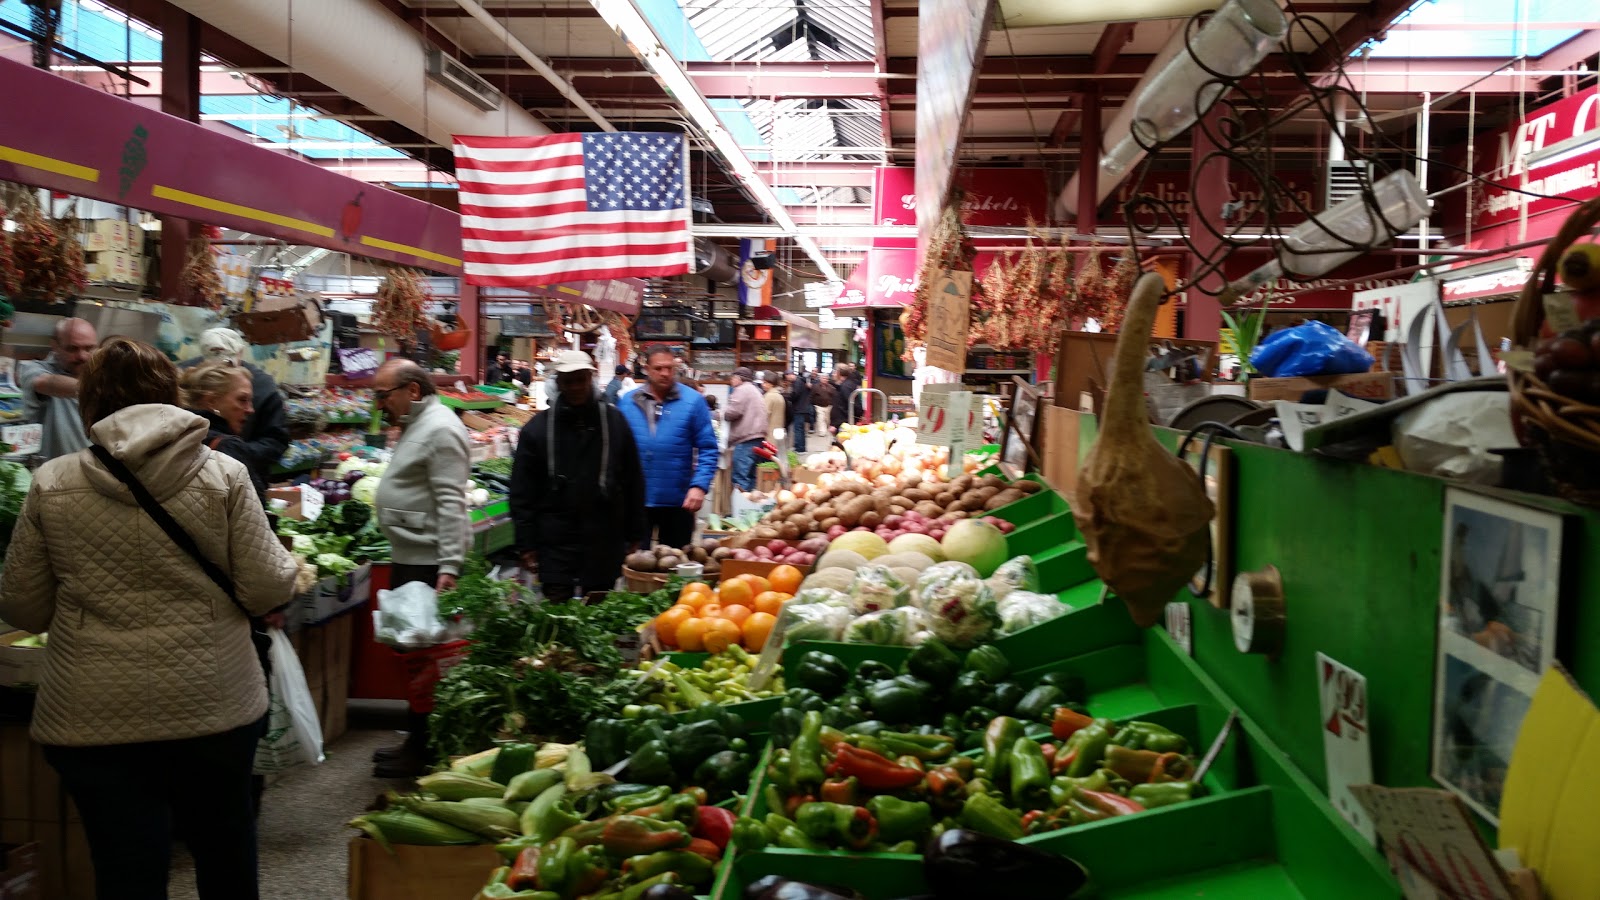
358, 235, 461, 268
151, 185, 334, 238
0, 145, 98, 183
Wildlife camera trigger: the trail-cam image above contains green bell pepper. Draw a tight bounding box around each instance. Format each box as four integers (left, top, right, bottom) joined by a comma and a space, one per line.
960, 706, 1000, 736
1111, 721, 1189, 754
693, 750, 754, 796
624, 850, 714, 886
963, 645, 1012, 681
981, 716, 1025, 786
986, 681, 1027, 716
491, 742, 542, 785
789, 710, 827, 788
781, 688, 830, 713
625, 721, 669, 753
796, 802, 879, 850
864, 675, 934, 724
493, 834, 543, 864
959, 792, 1023, 840
904, 637, 962, 689
767, 707, 806, 749
1063, 718, 1115, 778
627, 740, 677, 786
846, 720, 886, 737
522, 784, 582, 841
792, 651, 851, 697
1007, 737, 1051, 810
949, 671, 993, 709
1129, 781, 1196, 809
685, 701, 743, 738
876, 731, 954, 761
766, 748, 794, 792
575, 782, 657, 818
855, 660, 897, 684
584, 720, 632, 770
731, 816, 774, 851
775, 824, 822, 850
1037, 670, 1086, 702
665, 719, 730, 775
832, 693, 871, 728
940, 713, 966, 738
1012, 685, 1066, 723
866, 795, 934, 843
610, 785, 672, 815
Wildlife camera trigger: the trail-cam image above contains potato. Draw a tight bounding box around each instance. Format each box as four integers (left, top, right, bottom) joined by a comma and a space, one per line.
625, 551, 657, 570
691, 546, 710, 563
860, 510, 883, 529
818, 516, 842, 531
813, 504, 837, 522
934, 491, 957, 506
901, 488, 932, 503
939, 510, 969, 522
947, 498, 972, 513
951, 474, 976, 492
889, 504, 908, 516
838, 495, 875, 527
753, 525, 781, 541
787, 512, 812, 530
779, 522, 800, 540
985, 489, 1024, 510
959, 490, 985, 507
1015, 480, 1044, 494
659, 555, 683, 570
914, 501, 944, 519
711, 547, 734, 560
781, 499, 808, 517
975, 485, 1001, 501
979, 474, 1008, 490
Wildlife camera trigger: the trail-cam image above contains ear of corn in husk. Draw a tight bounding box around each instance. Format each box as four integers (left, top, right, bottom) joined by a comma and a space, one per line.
450, 747, 501, 778
395, 796, 520, 840
349, 808, 481, 852
416, 771, 506, 801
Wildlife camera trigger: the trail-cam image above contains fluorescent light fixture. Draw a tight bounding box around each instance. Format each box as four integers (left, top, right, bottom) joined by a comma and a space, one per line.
1231, 170, 1431, 293
590, 0, 840, 281
1526, 126, 1600, 171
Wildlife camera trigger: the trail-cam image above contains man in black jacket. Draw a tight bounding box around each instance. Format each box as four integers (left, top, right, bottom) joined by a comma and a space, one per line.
181, 327, 290, 476
786, 371, 815, 452
829, 364, 863, 432
510, 350, 647, 600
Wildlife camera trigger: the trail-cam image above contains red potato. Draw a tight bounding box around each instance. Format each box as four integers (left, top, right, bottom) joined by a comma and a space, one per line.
930, 529, 946, 540
768, 539, 790, 555
883, 514, 904, 528
755, 547, 773, 559
733, 549, 757, 561
798, 537, 829, 554
827, 525, 848, 539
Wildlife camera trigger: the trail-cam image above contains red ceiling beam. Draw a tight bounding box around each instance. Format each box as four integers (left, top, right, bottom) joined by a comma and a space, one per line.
869, 0, 895, 150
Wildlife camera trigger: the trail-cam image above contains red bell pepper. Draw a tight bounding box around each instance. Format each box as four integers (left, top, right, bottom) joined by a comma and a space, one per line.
1052, 708, 1095, 741
508, 847, 540, 890
683, 837, 723, 861
828, 744, 924, 791
1078, 789, 1146, 817
691, 805, 735, 852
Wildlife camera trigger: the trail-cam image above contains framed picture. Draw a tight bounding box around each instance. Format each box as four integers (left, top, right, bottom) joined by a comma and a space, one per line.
999, 377, 1042, 480
1181, 442, 1234, 609
1432, 489, 1566, 824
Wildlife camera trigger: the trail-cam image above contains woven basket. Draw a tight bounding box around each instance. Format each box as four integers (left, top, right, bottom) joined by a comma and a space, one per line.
622, 567, 670, 593
1507, 196, 1600, 506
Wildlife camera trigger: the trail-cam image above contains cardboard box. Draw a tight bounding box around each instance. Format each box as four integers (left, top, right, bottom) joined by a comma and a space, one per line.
1246, 371, 1396, 403
302, 563, 372, 626
266, 485, 323, 521
84, 250, 141, 285
234, 297, 321, 345
348, 836, 502, 900
0, 633, 43, 688
79, 219, 132, 253
790, 465, 823, 485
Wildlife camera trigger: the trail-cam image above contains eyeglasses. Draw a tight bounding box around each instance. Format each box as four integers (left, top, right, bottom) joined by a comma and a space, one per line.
372, 386, 398, 401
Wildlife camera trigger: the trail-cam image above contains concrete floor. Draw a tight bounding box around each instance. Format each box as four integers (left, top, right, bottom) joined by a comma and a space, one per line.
169, 726, 409, 900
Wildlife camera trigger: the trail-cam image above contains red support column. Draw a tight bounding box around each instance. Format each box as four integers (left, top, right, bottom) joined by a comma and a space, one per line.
1183, 106, 1227, 340
457, 281, 481, 382
1075, 86, 1101, 233
158, 5, 200, 304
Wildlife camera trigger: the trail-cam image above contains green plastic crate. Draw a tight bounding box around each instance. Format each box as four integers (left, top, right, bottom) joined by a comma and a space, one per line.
1005, 510, 1078, 559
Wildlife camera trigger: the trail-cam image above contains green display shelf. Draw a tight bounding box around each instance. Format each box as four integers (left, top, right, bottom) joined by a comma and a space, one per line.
439, 394, 505, 411
468, 499, 510, 524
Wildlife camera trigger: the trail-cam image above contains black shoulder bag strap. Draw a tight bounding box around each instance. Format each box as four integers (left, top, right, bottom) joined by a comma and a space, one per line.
89, 444, 272, 682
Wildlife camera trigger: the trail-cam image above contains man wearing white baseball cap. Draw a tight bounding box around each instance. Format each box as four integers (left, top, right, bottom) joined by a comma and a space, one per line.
510, 351, 646, 599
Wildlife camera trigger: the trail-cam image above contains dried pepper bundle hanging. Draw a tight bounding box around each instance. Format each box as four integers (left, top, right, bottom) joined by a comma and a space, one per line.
1073, 244, 1110, 327
1101, 253, 1143, 333
51, 211, 88, 300
907, 198, 972, 345
11, 193, 68, 303
373, 267, 430, 339
179, 235, 225, 309
972, 250, 1015, 349
602, 312, 635, 365
0, 206, 18, 300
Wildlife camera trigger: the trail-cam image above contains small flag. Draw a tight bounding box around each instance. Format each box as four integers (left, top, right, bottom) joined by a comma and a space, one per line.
738, 238, 775, 306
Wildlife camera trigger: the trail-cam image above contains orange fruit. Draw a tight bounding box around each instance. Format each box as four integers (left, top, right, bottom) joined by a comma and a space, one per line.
699, 603, 724, 620
720, 604, 753, 627
768, 565, 803, 595
675, 617, 710, 652
718, 579, 754, 609
738, 574, 772, 596
680, 592, 713, 612
701, 617, 743, 654
679, 582, 712, 603
742, 612, 777, 651
655, 605, 694, 647
753, 591, 788, 616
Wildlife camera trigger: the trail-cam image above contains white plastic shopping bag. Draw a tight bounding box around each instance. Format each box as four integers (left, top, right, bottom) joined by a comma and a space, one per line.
252, 628, 325, 774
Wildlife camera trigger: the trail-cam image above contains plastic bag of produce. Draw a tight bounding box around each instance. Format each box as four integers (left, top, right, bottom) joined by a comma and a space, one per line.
374, 580, 470, 649
918, 569, 999, 649
780, 601, 854, 643
791, 586, 851, 608
987, 555, 1039, 602
843, 606, 930, 645
848, 564, 912, 614
913, 561, 980, 611
253, 629, 324, 773
996, 590, 1068, 634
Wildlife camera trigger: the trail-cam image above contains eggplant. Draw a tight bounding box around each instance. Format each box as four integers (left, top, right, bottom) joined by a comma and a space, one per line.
744, 877, 855, 900
641, 885, 697, 900
922, 829, 1089, 899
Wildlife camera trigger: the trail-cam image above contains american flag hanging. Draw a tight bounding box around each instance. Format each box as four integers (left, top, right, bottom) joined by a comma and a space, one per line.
453, 132, 694, 286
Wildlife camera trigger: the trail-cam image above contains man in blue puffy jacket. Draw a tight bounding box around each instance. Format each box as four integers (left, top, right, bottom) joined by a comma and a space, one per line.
618, 345, 719, 548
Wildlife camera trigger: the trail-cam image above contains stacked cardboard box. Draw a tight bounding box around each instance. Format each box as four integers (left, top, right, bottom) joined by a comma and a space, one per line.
79, 220, 145, 286
0, 726, 92, 900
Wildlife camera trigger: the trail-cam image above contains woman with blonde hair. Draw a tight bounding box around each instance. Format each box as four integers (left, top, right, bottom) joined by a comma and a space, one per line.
0, 336, 299, 900
181, 361, 264, 498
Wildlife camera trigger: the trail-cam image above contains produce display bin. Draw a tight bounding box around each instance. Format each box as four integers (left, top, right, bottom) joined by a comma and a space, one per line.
347, 836, 502, 900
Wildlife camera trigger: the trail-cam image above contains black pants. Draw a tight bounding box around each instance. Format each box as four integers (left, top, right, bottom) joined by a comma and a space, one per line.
45, 717, 266, 900
646, 506, 695, 549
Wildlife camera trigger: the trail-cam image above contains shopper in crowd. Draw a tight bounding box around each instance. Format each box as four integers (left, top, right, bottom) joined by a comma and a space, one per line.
511, 351, 646, 600
763, 371, 791, 480
368, 358, 471, 778
513, 360, 533, 386
181, 328, 290, 481
19, 317, 98, 461
180, 362, 266, 501
810, 368, 837, 439
723, 366, 769, 493
787, 369, 815, 453
829, 364, 862, 432
0, 337, 298, 900
602, 364, 635, 405
618, 345, 718, 548
484, 352, 505, 385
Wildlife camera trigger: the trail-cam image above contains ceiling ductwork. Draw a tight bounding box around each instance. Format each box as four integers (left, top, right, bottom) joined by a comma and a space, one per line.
162, 0, 550, 148
693, 239, 739, 286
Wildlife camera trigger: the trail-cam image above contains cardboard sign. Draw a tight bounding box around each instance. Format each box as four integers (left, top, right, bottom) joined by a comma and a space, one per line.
1348, 785, 1515, 900
1318, 652, 1376, 844
925, 269, 973, 373
338, 347, 381, 379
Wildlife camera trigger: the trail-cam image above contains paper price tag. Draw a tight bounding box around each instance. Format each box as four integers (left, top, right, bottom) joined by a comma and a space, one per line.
1543, 292, 1580, 334
1318, 652, 1375, 844
1164, 602, 1193, 655
298, 483, 325, 521
338, 347, 380, 379
746, 610, 792, 692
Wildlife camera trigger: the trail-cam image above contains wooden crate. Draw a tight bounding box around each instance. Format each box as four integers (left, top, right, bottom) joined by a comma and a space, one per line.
320, 615, 353, 744
0, 727, 92, 899
347, 836, 501, 900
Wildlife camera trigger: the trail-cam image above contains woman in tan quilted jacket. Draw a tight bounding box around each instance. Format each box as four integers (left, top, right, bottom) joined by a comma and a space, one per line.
0, 337, 299, 900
